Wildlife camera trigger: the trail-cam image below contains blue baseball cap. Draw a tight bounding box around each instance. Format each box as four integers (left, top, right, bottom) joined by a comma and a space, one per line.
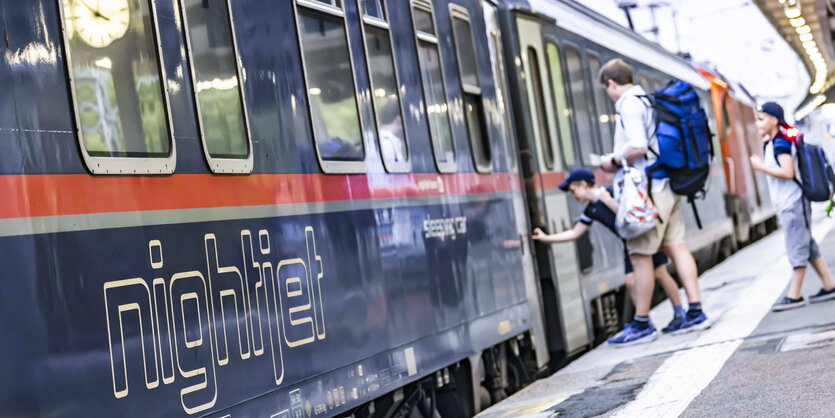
757, 102, 787, 127
558, 167, 596, 191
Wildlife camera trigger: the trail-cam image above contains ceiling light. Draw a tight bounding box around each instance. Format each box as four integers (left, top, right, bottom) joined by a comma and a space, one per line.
790, 17, 806, 27
785, 8, 802, 19
799, 33, 814, 42
796, 25, 811, 34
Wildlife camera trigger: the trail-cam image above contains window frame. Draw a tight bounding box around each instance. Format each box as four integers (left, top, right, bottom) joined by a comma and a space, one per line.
544, 40, 576, 168
357, 0, 412, 173
562, 42, 598, 165
410, 0, 457, 173
56, 0, 177, 175
526, 46, 556, 171
585, 50, 612, 163
294, 0, 368, 174
178, 0, 254, 174
449, 4, 492, 173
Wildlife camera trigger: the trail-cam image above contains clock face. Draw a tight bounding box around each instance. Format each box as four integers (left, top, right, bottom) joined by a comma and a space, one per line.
72, 0, 131, 48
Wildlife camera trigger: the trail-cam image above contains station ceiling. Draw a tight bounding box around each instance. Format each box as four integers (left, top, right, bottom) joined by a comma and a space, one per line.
755, 0, 835, 119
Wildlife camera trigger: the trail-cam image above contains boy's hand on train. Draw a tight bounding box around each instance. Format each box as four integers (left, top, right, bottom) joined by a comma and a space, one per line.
532, 228, 546, 241
749, 155, 764, 171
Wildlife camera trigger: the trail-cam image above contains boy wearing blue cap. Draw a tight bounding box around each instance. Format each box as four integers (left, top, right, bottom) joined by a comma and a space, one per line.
532, 167, 687, 337
750, 102, 835, 311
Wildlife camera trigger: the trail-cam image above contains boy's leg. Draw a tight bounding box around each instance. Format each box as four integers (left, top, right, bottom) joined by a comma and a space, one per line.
787, 267, 807, 299
607, 253, 658, 346
806, 231, 835, 302
629, 254, 655, 316
810, 256, 835, 290
655, 265, 681, 306
624, 272, 637, 302
806, 235, 835, 290
664, 243, 700, 304
654, 185, 708, 331
774, 203, 813, 311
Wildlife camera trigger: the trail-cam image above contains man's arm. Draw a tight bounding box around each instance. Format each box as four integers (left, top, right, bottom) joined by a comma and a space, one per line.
616, 96, 652, 166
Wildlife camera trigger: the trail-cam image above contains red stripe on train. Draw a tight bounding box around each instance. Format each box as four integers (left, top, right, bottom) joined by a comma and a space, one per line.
0, 172, 520, 220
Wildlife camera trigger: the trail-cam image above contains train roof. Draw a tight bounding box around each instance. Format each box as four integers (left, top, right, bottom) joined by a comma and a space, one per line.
524, 0, 710, 91
693, 63, 758, 107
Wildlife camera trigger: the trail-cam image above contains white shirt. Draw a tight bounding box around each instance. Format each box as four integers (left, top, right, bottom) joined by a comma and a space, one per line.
612, 85, 666, 201
764, 136, 802, 213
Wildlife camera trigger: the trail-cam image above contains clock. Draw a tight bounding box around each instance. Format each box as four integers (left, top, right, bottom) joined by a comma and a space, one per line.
72, 0, 130, 48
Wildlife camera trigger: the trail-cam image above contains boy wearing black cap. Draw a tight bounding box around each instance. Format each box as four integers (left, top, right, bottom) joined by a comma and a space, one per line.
750, 102, 835, 311
532, 167, 687, 338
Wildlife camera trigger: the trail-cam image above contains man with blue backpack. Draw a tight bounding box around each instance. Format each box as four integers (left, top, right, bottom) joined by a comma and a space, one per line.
598, 58, 710, 346
749, 102, 835, 311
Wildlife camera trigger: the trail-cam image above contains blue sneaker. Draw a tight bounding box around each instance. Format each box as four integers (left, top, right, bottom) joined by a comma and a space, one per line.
662, 313, 685, 333
671, 312, 710, 334
608, 322, 657, 347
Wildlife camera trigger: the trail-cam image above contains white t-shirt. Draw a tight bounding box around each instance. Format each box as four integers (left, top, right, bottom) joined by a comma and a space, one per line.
611, 85, 667, 201
764, 136, 802, 213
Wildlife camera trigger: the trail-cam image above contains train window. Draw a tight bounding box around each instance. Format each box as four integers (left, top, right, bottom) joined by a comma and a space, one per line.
296, 0, 365, 171
58, 0, 175, 174
486, 18, 515, 171
450, 6, 491, 172
360, 0, 384, 19
180, 0, 253, 174
649, 78, 662, 92
638, 74, 651, 91
721, 97, 732, 139
602, 99, 616, 154
697, 90, 721, 165
587, 54, 613, 160
546, 43, 575, 167
412, 0, 455, 172
360, 0, 409, 172
564, 46, 596, 164
527, 48, 555, 170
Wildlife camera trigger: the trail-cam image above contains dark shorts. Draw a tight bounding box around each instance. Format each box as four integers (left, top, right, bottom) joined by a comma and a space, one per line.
623, 249, 668, 275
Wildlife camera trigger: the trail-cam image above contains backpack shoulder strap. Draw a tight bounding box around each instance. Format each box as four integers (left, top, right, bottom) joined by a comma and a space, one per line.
772, 138, 803, 187
624, 94, 659, 156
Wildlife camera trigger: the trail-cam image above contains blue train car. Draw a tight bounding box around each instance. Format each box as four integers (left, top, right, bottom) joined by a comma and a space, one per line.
0, 0, 775, 416
0, 0, 545, 416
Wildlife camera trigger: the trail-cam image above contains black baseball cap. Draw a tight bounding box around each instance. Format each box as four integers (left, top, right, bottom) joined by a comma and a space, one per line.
559, 167, 596, 191
757, 102, 787, 127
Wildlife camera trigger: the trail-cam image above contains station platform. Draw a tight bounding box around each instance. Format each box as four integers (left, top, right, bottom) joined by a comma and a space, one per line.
479, 205, 835, 417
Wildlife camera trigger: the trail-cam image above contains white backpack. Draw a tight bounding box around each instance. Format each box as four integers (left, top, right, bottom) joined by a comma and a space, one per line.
616, 164, 658, 239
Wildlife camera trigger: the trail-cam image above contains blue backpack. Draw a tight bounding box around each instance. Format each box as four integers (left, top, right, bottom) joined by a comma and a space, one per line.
776, 134, 835, 202
642, 80, 714, 228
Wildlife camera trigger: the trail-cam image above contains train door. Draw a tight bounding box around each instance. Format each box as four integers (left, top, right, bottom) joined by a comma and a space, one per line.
719, 92, 757, 242
516, 15, 590, 356
738, 103, 774, 213
483, 2, 548, 368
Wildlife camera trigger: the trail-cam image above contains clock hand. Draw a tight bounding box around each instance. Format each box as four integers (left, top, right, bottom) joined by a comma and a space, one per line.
78, 0, 109, 21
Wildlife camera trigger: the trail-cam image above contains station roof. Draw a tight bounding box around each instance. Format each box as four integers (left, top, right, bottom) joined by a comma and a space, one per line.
755, 0, 834, 119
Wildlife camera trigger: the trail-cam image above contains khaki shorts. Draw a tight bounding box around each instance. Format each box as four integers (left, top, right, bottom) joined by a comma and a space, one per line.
626, 182, 685, 255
